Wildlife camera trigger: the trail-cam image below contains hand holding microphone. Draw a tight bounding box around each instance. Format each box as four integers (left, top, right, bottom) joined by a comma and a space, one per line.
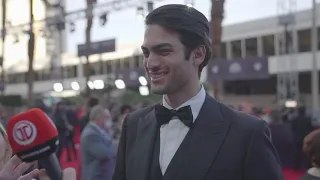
1, 108, 75, 180
0, 155, 40, 180
0, 155, 76, 180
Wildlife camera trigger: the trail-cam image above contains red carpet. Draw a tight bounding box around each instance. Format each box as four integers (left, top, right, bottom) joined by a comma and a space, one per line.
59, 125, 305, 180
59, 125, 81, 180
282, 168, 304, 180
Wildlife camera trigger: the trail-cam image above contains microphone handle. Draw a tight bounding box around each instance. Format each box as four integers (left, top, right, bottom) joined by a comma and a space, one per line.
38, 153, 62, 180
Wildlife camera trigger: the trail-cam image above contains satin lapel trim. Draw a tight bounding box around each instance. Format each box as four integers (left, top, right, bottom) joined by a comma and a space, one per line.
127, 108, 158, 180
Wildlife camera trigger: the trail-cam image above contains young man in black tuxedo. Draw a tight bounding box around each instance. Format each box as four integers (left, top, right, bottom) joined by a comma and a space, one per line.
113, 4, 283, 180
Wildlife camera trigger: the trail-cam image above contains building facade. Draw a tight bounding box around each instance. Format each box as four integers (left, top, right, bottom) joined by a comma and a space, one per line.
3, 4, 320, 107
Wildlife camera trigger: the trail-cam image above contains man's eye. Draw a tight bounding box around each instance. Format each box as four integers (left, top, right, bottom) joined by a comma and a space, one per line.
159, 50, 171, 56
143, 51, 150, 57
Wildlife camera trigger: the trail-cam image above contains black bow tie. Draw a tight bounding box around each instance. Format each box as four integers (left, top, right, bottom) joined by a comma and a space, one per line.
154, 104, 194, 127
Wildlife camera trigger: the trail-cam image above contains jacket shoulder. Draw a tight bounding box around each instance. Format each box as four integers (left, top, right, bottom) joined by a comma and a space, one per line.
218, 102, 266, 131
124, 105, 155, 126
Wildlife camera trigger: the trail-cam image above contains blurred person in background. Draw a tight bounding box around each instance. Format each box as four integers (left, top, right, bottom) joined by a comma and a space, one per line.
300, 133, 320, 180
53, 101, 75, 162
303, 128, 320, 169
292, 106, 314, 171
63, 100, 78, 160
0, 122, 12, 170
261, 109, 272, 124
81, 105, 116, 180
34, 99, 49, 115
80, 97, 99, 133
304, 129, 320, 154
112, 105, 132, 141
269, 109, 295, 168
0, 104, 8, 127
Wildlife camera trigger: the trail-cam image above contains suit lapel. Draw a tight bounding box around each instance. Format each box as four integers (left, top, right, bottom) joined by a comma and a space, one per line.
128, 107, 158, 180
179, 95, 230, 180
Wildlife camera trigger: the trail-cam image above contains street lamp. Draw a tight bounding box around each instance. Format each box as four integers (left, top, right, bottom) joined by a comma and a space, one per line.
139, 86, 149, 96
87, 81, 95, 89
93, 79, 104, 89
138, 76, 148, 86
311, 0, 319, 109
53, 82, 63, 92
71, 81, 80, 91
115, 79, 126, 89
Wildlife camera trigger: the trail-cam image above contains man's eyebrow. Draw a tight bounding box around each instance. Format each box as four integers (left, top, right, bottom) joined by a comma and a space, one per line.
141, 43, 173, 51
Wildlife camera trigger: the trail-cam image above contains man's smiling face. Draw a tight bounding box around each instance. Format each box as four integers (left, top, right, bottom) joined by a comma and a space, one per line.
141, 24, 196, 95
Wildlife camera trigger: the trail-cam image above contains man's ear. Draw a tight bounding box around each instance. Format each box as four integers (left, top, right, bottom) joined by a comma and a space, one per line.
192, 45, 206, 66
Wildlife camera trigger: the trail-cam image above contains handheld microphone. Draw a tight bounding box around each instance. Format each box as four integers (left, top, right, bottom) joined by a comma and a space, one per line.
7, 108, 62, 180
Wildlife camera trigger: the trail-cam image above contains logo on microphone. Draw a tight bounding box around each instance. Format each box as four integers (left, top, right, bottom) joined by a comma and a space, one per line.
13, 120, 37, 146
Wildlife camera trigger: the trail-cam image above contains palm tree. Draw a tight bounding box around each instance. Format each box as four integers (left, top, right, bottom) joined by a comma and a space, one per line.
211, 0, 225, 100
26, 0, 54, 107
27, 0, 35, 107
1, 0, 7, 93
84, 0, 94, 97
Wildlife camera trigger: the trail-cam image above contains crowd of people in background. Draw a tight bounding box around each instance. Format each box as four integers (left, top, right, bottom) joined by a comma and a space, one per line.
1, 96, 320, 179
229, 103, 320, 179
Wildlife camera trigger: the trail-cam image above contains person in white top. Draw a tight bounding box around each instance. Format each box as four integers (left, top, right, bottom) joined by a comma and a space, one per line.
113, 4, 283, 180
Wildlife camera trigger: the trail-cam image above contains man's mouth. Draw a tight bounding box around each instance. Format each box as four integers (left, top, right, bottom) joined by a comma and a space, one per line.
149, 72, 169, 82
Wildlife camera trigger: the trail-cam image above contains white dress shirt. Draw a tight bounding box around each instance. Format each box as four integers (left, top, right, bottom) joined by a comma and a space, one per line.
159, 86, 206, 174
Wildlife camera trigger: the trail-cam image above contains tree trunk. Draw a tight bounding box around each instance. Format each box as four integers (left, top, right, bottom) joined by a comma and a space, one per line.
84, 0, 93, 97
1, 0, 7, 94
211, 0, 225, 100
27, 0, 35, 107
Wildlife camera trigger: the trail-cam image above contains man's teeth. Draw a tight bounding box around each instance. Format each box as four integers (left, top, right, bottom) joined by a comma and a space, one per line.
151, 73, 167, 79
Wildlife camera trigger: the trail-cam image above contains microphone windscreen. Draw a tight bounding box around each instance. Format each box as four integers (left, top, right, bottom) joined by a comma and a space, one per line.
7, 108, 59, 162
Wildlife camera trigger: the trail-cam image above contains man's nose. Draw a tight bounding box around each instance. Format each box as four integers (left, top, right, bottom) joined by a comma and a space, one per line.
146, 53, 161, 69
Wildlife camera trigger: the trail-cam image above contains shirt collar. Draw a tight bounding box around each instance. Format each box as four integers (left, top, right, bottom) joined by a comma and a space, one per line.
162, 85, 206, 122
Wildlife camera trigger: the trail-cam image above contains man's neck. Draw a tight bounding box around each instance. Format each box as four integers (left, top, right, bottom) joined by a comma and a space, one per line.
164, 82, 202, 109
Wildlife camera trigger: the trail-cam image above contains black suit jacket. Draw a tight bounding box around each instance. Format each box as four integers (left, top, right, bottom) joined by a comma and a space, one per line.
113, 95, 284, 180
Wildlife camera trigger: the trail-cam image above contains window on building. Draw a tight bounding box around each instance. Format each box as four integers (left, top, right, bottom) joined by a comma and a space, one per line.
318, 27, 320, 50
223, 77, 276, 95
298, 28, 311, 52
245, 38, 258, 57
34, 71, 40, 81
261, 35, 275, 56
114, 59, 121, 70
90, 62, 99, 76
278, 31, 294, 54
98, 60, 104, 74
37, 70, 43, 81
231, 40, 242, 58
7, 74, 16, 84
220, 42, 227, 59
41, 69, 51, 81
133, 55, 140, 68
70, 65, 78, 78
8, 73, 24, 84
62, 65, 76, 78
104, 61, 112, 74
23, 72, 28, 82
123, 57, 131, 68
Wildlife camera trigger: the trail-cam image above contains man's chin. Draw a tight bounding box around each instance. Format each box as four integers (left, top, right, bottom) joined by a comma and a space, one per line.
150, 85, 167, 95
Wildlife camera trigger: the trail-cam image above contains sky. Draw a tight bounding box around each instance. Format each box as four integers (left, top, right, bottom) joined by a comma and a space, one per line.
64, 0, 314, 54
0, 0, 316, 70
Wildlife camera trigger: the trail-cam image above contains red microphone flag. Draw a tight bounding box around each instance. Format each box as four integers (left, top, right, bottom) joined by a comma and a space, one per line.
7, 108, 58, 154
